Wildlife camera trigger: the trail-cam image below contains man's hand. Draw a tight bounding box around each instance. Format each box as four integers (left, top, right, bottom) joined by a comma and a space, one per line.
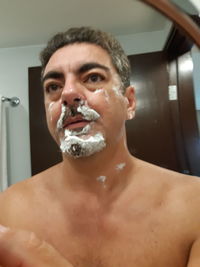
0, 225, 73, 267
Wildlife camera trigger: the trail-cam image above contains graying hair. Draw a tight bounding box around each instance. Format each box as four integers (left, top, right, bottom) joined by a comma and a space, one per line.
40, 27, 131, 92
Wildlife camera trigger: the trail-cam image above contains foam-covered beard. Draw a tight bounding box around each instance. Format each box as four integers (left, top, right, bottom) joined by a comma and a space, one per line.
57, 103, 106, 158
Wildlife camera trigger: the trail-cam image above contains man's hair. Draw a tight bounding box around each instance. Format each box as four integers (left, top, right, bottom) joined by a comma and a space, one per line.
40, 27, 131, 91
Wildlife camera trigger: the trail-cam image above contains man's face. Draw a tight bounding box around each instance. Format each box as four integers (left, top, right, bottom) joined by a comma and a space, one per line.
42, 43, 135, 158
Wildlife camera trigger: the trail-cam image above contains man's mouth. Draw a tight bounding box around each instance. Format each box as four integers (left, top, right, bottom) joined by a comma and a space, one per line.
56, 103, 100, 133
63, 117, 90, 130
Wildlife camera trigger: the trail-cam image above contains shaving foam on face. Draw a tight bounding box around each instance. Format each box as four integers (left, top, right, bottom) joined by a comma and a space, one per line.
57, 102, 106, 158
77, 105, 100, 121
57, 105, 67, 130
94, 89, 104, 94
60, 133, 106, 158
57, 103, 99, 131
48, 102, 55, 121
104, 90, 110, 103
112, 74, 123, 97
49, 102, 55, 110
48, 103, 54, 121
64, 124, 91, 137
112, 85, 123, 97
94, 88, 110, 103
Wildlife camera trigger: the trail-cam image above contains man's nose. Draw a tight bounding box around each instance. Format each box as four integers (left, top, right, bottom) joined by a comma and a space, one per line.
61, 80, 85, 106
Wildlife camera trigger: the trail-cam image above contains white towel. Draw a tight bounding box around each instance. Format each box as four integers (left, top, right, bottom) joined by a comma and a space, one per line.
0, 95, 8, 191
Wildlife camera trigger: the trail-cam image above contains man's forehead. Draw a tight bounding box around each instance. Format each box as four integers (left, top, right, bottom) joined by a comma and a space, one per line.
43, 43, 113, 74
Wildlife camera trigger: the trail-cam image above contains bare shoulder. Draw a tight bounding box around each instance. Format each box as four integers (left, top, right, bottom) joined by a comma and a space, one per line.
0, 163, 61, 226
136, 158, 200, 189
135, 158, 200, 217
0, 179, 32, 227
135, 159, 200, 266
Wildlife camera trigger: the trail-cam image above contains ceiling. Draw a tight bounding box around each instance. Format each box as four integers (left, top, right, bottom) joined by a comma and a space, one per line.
0, 0, 170, 48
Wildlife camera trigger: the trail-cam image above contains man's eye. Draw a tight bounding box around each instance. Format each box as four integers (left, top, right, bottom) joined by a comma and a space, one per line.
86, 74, 104, 83
45, 83, 61, 93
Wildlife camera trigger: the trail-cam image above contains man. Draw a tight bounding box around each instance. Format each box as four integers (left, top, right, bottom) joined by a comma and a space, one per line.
0, 27, 200, 267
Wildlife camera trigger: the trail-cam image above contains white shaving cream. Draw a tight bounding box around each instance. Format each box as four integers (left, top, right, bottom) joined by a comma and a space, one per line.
94, 88, 110, 103
60, 133, 106, 158
57, 103, 106, 158
94, 89, 104, 94
97, 175, 107, 184
57, 105, 67, 130
116, 162, 126, 171
112, 74, 123, 96
97, 175, 106, 183
64, 124, 91, 137
112, 85, 122, 96
97, 175, 107, 188
77, 105, 100, 121
48, 102, 55, 121
104, 90, 110, 103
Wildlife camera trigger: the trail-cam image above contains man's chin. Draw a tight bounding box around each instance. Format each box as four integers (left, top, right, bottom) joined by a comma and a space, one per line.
60, 133, 106, 159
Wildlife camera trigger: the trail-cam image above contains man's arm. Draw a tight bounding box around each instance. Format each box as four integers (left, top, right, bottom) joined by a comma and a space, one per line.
0, 225, 73, 267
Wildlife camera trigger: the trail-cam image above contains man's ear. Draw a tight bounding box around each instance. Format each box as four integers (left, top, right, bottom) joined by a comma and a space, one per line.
124, 86, 136, 120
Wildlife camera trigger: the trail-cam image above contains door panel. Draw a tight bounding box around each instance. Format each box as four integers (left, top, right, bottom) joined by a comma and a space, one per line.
28, 67, 62, 176
126, 52, 180, 171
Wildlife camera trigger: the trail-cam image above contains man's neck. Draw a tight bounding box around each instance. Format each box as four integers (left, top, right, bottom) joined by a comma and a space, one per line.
59, 140, 137, 200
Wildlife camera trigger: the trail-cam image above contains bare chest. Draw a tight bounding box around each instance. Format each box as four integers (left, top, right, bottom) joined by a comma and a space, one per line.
5, 187, 192, 267
31, 206, 190, 267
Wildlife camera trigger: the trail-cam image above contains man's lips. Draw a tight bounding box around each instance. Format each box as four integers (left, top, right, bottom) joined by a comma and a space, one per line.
63, 117, 90, 130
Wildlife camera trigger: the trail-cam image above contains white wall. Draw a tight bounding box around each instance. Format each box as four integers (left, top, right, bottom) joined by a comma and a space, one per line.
192, 46, 200, 110
0, 29, 169, 186
0, 45, 44, 185
117, 29, 168, 56
192, 46, 200, 135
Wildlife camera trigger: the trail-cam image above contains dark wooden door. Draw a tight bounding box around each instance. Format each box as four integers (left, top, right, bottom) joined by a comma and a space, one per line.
28, 67, 62, 175
126, 51, 181, 171
28, 51, 190, 176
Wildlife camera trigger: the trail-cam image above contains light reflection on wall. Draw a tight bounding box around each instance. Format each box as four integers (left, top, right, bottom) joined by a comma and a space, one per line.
192, 45, 200, 134
179, 57, 194, 73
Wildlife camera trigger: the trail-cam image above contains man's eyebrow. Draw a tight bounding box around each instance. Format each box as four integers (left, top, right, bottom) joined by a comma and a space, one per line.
78, 62, 110, 74
41, 71, 64, 85
41, 63, 109, 84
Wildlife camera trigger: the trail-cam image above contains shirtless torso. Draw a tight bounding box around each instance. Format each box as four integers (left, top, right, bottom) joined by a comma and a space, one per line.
1, 158, 200, 267
1, 29, 199, 267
